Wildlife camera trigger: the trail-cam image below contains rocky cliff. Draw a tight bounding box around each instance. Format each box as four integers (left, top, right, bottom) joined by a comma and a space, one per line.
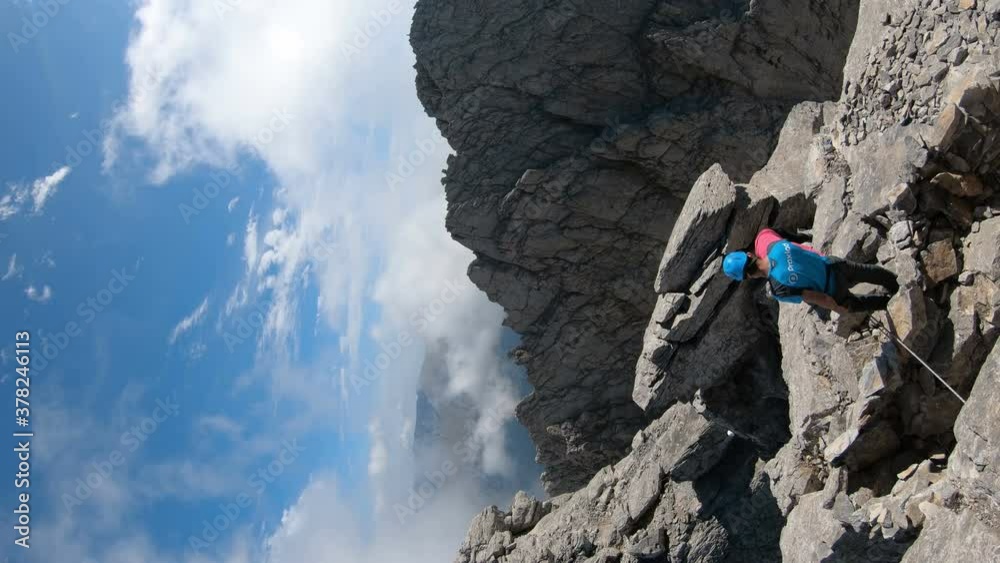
412, 0, 861, 495
412, 0, 1000, 561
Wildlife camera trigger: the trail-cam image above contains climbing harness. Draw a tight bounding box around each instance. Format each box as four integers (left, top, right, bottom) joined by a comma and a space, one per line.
867, 315, 967, 405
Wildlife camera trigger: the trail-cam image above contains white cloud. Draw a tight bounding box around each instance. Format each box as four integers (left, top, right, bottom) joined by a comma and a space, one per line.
187, 341, 208, 361
224, 283, 249, 317
260, 470, 519, 563
244, 212, 259, 273
0, 194, 19, 220
368, 421, 389, 514
31, 166, 71, 212
264, 479, 364, 562
271, 207, 287, 226
103, 0, 393, 183
0, 166, 71, 220
0, 183, 28, 220
227, 196, 240, 212
372, 197, 522, 478
198, 414, 244, 440
368, 422, 388, 478
2, 254, 22, 281
25, 284, 53, 303
399, 417, 414, 451
103, 0, 426, 365
169, 297, 209, 345
38, 250, 56, 268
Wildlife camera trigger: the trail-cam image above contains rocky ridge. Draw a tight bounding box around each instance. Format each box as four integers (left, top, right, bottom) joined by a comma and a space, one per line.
412, 0, 1000, 561
412, 0, 862, 496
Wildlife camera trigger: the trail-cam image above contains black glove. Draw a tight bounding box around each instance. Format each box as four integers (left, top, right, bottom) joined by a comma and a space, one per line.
811, 305, 831, 322
773, 228, 812, 245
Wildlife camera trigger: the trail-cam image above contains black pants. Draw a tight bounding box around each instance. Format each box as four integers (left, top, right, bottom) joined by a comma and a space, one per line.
828, 259, 900, 312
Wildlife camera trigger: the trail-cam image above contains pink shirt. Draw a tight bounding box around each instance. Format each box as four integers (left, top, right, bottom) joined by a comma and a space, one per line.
754, 228, 819, 258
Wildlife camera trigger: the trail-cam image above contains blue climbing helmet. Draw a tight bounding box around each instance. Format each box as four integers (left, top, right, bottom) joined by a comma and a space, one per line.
723, 251, 750, 281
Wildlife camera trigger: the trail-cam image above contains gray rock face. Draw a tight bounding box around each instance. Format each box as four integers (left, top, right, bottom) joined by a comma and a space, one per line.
453, 403, 782, 563
509, 491, 548, 535
965, 217, 1000, 280
461, 506, 509, 553
414, 0, 1000, 561
413, 0, 861, 495
950, 340, 1000, 491
633, 166, 784, 415
901, 506, 1000, 563
653, 164, 736, 293
900, 340, 1000, 563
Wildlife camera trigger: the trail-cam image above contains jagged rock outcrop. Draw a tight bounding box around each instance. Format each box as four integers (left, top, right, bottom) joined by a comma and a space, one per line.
454, 402, 789, 563
901, 341, 1000, 563
420, 0, 1000, 561
413, 0, 862, 495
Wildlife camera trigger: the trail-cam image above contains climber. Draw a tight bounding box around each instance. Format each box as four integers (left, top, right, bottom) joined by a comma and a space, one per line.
722, 228, 899, 314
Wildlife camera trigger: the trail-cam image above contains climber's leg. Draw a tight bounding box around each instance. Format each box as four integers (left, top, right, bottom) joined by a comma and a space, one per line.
840, 293, 892, 313
831, 260, 900, 294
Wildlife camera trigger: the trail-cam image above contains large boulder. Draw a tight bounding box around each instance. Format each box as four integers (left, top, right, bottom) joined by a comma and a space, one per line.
509, 491, 549, 534
654, 164, 737, 293
965, 217, 1000, 281
950, 340, 1000, 491
901, 505, 1000, 563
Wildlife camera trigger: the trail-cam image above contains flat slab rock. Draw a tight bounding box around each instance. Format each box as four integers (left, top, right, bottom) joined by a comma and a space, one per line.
654, 164, 736, 293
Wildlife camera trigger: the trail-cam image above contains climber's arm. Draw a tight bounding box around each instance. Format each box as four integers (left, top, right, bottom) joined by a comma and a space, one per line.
802, 290, 848, 315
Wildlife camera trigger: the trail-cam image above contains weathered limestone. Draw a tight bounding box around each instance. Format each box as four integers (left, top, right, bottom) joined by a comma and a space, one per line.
419, 0, 1000, 561
413, 0, 862, 495
654, 164, 736, 293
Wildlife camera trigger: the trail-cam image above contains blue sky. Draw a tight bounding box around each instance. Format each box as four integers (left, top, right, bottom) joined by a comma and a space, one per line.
1, 1, 537, 562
